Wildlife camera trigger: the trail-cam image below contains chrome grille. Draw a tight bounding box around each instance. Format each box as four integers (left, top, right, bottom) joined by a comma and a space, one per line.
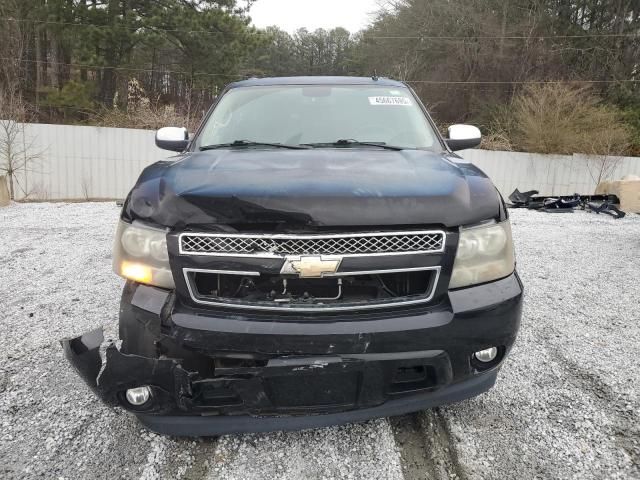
180, 231, 445, 257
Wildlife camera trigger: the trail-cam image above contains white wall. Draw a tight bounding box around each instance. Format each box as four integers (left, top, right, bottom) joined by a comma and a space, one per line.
11, 123, 168, 200
458, 149, 640, 197
7, 122, 640, 200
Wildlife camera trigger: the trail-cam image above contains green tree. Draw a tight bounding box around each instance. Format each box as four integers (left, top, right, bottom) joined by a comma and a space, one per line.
1, 0, 262, 116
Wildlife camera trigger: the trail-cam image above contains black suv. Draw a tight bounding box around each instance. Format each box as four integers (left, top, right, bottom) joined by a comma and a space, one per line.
63, 76, 523, 436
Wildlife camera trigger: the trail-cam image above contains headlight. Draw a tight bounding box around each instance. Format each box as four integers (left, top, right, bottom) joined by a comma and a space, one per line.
113, 221, 175, 289
449, 221, 515, 289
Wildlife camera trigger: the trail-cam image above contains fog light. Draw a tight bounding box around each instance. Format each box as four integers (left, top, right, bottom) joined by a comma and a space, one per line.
125, 386, 151, 406
474, 347, 498, 363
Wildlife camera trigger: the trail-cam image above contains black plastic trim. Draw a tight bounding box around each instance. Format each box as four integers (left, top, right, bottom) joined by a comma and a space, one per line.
135, 370, 497, 436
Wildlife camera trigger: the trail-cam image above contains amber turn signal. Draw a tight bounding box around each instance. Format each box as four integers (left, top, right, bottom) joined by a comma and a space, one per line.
120, 261, 153, 284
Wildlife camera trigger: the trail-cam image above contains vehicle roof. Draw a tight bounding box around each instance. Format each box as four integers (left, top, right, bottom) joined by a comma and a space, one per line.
228, 76, 407, 88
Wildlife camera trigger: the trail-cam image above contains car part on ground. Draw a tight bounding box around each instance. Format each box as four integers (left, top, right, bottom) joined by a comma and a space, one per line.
507, 189, 626, 218
586, 199, 627, 219
542, 196, 582, 213
507, 189, 540, 207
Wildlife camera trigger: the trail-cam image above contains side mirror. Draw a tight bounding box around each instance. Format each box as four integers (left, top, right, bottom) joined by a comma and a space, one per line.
446, 124, 481, 151
155, 127, 189, 152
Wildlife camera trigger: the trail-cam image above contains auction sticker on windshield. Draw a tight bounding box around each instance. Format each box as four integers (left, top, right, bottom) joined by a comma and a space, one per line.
369, 96, 412, 106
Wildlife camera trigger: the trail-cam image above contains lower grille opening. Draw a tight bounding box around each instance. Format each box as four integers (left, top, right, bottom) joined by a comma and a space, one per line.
189, 270, 436, 309
192, 380, 243, 408
389, 365, 438, 394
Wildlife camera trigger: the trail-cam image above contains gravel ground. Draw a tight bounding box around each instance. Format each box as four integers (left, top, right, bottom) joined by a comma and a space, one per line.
0, 202, 638, 479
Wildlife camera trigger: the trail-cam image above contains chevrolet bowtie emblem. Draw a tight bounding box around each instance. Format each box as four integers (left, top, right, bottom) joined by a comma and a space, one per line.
280, 255, 342, 278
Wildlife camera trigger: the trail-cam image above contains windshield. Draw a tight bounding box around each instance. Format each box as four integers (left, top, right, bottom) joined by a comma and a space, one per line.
195, 85, 441, 151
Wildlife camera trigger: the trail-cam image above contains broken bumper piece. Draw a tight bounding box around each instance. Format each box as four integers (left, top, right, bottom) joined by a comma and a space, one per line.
61, 329, 192, 414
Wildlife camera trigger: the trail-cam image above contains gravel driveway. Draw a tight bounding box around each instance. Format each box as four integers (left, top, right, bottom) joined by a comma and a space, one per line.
1, 203, 638, 479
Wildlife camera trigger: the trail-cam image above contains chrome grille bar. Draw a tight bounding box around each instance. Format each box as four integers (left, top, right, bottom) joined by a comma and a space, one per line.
179, 231, 446, 257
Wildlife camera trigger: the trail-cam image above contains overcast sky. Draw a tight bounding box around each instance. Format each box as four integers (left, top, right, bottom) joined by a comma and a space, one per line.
249, 0, 381, 33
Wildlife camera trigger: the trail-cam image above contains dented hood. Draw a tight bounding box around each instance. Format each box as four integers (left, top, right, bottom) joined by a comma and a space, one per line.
123, 149, 501, 229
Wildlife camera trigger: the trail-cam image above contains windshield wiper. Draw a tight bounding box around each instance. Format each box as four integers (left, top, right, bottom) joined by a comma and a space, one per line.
200, 140, 310, 151
303, 139, 405, 151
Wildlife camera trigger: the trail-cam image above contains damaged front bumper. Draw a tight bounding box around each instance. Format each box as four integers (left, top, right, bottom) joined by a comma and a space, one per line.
62, 273, 523, 436
61, 329, 192, 415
